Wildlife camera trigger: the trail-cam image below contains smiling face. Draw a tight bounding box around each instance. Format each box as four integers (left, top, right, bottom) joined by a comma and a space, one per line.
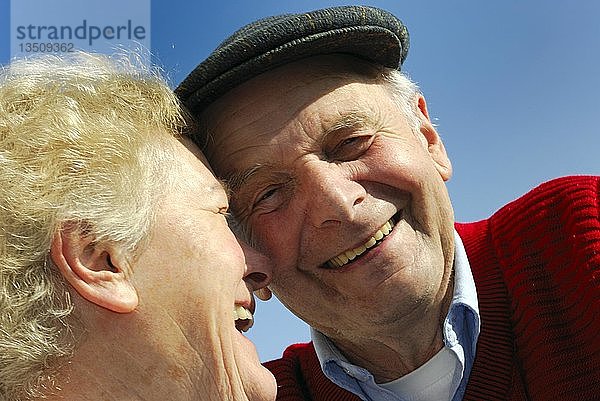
131, 138, 276, 401
201, 56, 456, 342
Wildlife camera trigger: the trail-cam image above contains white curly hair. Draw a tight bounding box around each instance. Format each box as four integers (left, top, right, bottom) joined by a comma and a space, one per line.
0, 52, 188, 400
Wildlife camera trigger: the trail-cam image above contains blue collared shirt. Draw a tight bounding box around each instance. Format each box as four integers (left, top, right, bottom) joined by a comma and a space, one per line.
312, 230, 480, 401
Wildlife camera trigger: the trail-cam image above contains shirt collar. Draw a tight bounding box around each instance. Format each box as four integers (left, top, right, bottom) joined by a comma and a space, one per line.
449, 230, 479, 318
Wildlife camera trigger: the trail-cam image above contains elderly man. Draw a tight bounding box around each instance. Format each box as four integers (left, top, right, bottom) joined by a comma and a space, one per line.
176, 6, 600, 401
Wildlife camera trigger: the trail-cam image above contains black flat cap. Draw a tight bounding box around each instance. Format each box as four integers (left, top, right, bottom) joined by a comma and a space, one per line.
176, 5, 409, 114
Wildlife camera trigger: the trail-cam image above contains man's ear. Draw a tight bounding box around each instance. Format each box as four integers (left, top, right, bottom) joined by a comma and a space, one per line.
50, 223, 138, 313
416, 95, 452, 181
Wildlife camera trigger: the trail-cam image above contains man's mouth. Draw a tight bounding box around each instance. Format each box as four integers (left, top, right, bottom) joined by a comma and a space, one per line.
233, 305, 254, 332
324, 211, 401, 269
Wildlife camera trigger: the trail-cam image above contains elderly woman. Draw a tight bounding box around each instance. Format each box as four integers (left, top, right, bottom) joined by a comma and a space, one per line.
0, 53, 276, 401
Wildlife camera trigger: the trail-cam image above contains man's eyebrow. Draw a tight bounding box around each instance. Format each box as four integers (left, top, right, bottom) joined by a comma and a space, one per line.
323, 111, 378, 136
223, 164, 271, 195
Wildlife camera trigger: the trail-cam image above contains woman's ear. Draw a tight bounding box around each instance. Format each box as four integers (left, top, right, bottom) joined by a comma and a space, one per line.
50, 223, 138, 313
416, 96, 452, 181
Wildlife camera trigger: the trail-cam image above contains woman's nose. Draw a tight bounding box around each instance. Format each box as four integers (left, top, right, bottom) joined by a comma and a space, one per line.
240, 241, 272, 295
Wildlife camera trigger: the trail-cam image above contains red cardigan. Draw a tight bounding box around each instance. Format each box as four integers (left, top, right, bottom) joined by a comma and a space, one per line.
264, 176, 600, 401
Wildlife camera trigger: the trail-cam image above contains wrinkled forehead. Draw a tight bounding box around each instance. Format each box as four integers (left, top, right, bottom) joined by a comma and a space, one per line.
198, 54, 384, 158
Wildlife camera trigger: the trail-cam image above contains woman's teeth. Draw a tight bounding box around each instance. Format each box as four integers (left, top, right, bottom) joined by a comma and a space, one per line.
326, 218, 395, 269
233, 305, 254, 332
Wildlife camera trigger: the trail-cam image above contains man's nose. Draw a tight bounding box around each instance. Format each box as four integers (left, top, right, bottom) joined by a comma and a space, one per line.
240, 241, 272, 292
301, 162, 366, 227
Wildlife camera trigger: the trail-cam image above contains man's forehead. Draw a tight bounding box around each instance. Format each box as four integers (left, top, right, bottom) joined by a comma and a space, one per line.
204, 60, 382, 137
205, 96, 386, 172
200, 56, 389, 173
205, 54, 381, 113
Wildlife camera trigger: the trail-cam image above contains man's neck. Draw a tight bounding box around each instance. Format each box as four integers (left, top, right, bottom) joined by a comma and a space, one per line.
325, 271, 455, 383
330, 311, 445, 382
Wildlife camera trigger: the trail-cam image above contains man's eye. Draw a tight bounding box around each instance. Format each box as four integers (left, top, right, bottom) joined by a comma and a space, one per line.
249, 184, 287, 215
340, 137, 361, 147
329, 135, 373, 161
255, 187, 279, 205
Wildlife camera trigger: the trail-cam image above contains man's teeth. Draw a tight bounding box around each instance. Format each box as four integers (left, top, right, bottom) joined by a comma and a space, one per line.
233, 305, 254, 332
327, 219, 395, 268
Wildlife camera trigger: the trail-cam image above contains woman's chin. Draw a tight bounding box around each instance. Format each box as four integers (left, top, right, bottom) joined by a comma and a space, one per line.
232, 329, 277, 401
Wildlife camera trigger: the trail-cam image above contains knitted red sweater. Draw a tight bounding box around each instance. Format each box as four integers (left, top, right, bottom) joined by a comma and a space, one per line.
264, 176, 600, 401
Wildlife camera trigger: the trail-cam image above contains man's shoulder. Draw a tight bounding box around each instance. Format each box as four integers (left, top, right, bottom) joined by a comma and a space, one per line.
494, 175, 598, 214
457, 174, 599, 261
457, 175, 598, 231
487, 174, 598, 239
264, 342, 316, 371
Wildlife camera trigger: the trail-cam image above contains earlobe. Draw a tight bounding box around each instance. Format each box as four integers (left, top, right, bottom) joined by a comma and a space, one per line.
415, 96, 453, 181
50, 223, 139, 313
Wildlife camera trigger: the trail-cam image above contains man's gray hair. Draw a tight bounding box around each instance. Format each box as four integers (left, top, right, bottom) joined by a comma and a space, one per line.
379, 67, 423, 133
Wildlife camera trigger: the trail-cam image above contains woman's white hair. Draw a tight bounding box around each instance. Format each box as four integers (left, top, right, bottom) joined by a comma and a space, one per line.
0, 52, 187, 400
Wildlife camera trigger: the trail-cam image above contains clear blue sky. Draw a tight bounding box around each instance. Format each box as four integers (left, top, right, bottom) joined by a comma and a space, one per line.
1, 0, 599, 362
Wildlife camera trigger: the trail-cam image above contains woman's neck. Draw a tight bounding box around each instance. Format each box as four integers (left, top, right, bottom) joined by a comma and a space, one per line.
41, 314, 251, 401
